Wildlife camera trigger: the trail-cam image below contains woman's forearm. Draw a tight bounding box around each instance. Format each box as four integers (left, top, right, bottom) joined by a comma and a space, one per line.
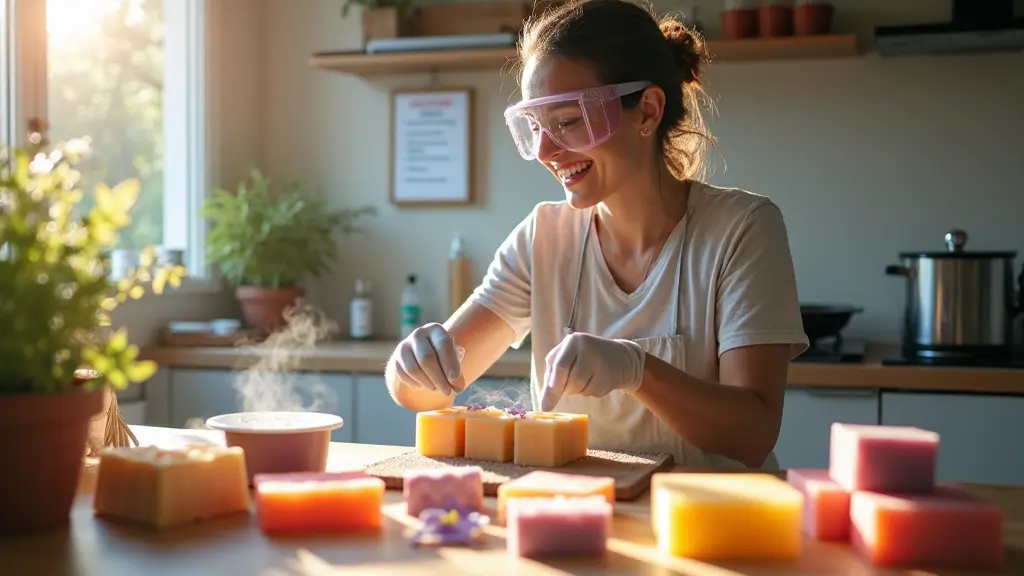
631, 352, 785, 468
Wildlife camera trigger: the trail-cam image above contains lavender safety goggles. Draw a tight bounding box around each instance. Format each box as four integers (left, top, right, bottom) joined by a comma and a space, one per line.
503, 81, 652, 161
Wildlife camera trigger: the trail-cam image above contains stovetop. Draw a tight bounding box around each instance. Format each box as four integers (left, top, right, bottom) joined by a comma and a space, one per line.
881, 353, 1024, 369
793, 337, 866, 364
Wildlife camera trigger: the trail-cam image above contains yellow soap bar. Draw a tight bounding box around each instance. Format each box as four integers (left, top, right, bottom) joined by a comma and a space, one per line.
497, 470, 615, 524
93, 445, 252, 529
416, 407, 470, 457
464, 407, 516, 462
651, 473, 803, 560
513, 412, 588, 467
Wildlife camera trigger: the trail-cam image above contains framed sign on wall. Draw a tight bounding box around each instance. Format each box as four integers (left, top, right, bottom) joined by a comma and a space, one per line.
389, 87, 474, 207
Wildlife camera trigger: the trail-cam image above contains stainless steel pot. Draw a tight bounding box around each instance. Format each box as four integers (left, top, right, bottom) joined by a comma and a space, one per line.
885, 229, 1024, 359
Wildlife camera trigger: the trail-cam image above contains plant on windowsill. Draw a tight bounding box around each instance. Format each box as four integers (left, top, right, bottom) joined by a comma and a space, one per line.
0, 125, 186, 535
341, 0, 418, 45
203, 168, 375, 335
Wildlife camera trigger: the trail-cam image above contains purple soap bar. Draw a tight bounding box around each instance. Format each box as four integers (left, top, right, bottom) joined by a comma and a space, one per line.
506, 496, 611, 558
403, 466, 484, 517
829, 423, 939, 493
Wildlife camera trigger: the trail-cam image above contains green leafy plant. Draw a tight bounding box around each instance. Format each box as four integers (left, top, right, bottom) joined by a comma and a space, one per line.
0, 131, 186, 395
342, 0, 417, 19
203, 169, 375, 289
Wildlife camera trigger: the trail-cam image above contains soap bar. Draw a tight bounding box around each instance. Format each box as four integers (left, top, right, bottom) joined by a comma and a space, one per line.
497, 470, 614, 524
464, 407, 516, 462
851, 484, 1003, 569
513, 412, 588, 467
829, 422, 939, 493
416, 407, 469, 457
651, 473, 802, 560
506, 496, 611, 558
786, 468, 851, 541
93, 445, 251, 529
404, 466, 484, 517
254, 471, 385, 534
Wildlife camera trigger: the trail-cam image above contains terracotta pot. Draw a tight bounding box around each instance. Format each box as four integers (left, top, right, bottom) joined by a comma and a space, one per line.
794, 3, 834, 36
206, 412, 344, 485
361, 7, 414, 45
0, 388, 105, 534
758, 4, 794, 37
721, 8, 758, 40
235, 285, 305, 334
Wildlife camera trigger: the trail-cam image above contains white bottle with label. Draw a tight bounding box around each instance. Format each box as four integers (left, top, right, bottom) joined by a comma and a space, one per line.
400, 274, 421, 339
349, 279, 373, 340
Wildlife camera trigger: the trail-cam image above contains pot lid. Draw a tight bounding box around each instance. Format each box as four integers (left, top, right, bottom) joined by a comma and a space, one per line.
898, 229, 1017, 259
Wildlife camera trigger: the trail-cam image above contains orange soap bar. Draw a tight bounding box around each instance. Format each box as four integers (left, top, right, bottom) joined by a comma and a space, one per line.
254, 472, 385, 534
851, 484, 1004, 569
787, 468, 851, 541
514, 412, 589, 467
416, 407, 470, 457
464, 406, 516, 462
497, 470, 615, 524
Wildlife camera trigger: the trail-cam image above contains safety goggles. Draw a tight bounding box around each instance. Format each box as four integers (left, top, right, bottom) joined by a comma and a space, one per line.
503, 81, 652, 161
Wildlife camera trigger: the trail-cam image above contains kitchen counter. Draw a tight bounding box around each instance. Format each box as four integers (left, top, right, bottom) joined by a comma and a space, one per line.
4, 425, 1023, 575
140, 340, 1024, 395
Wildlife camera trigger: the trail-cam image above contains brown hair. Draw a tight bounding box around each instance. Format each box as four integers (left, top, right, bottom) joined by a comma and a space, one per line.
519, 0, 716, 181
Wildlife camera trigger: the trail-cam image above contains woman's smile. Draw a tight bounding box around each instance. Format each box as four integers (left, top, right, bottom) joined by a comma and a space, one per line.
552, 160, 594, 187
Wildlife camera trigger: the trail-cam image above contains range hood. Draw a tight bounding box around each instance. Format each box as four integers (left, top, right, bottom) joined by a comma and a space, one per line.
875, 0, 1024, 57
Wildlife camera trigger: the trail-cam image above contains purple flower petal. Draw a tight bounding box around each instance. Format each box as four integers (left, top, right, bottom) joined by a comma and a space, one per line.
504, 402, 527, 418
465, 402, 488, 411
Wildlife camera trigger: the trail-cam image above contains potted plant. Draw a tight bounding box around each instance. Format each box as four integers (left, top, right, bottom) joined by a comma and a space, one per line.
0, 129, 185, 534
342, 0, 418, 45
203, 169, 375, 335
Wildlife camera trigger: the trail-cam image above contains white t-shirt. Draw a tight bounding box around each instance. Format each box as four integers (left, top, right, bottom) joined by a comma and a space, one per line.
470, 182, 809, 460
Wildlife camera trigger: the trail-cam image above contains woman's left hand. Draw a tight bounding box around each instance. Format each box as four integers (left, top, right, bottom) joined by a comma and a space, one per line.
540, 333, 646, 411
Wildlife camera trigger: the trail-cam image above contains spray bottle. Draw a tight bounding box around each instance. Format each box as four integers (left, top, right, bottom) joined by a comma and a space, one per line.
400, 274, 421, 338
448, 232, 472, 317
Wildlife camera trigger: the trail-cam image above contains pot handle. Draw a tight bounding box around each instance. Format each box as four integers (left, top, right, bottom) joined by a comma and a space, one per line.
885, 265, 911, 277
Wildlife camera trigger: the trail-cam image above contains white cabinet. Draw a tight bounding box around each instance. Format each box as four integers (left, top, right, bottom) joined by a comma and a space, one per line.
881, 392, 1024, 485
774, 387, 880, 470
168, 369, 355, 442
352, 374, 416, 447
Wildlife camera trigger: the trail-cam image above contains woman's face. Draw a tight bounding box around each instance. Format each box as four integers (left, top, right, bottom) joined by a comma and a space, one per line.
520, 56, 663, 209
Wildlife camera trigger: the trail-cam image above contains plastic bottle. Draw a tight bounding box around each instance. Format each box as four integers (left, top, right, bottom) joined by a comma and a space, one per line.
448, 232, 472, 317
349, 278, 373, 340
400, 274, 421, 338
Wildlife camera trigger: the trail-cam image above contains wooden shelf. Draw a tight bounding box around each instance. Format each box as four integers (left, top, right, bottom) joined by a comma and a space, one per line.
310, 34, 860, 77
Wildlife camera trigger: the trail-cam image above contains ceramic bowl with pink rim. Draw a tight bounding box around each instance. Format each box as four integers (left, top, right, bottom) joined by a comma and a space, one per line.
206, 411, 344, 484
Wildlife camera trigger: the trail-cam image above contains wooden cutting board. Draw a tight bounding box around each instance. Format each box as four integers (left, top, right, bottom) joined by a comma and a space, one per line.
363, 449, 673, 500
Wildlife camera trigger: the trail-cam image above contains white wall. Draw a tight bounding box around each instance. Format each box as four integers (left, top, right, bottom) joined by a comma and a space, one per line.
256, 0, 1024, 343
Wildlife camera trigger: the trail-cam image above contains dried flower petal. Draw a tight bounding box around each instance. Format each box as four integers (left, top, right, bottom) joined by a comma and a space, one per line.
504, 402, 527, 418
408, 497, 489, 548
465, 402, 488, 411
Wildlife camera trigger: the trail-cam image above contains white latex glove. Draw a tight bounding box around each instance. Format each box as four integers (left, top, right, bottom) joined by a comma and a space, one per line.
391, 323, 465, 396
540, 332, 646, 412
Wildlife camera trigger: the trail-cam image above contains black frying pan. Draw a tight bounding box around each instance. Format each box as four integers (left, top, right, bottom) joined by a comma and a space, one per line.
800, 304, 864, 343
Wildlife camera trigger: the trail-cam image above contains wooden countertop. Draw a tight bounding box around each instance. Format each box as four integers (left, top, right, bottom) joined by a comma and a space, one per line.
4, 425, 1023, 575
140, 340, 1024, 395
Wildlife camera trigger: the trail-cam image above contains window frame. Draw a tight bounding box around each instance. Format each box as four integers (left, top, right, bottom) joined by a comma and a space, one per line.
7, 0, 219, 292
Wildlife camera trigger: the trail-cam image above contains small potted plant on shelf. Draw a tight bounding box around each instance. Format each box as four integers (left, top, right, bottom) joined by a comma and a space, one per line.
0, 126, 185, 534
203, 169, 375, 335
342, 0, 418, 45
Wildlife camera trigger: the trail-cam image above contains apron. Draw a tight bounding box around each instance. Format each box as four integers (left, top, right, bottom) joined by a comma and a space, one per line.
552, 210, 780, 470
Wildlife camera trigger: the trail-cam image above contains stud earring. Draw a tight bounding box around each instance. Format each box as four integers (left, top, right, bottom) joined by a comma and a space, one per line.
641, 128, 651, 136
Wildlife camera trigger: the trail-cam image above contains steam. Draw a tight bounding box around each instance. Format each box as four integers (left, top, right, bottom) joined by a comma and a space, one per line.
459, 378, 533, 411
232, 300, 339, 413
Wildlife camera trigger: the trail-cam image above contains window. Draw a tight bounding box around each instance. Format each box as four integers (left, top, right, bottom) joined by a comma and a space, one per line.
4, 0, 210, 282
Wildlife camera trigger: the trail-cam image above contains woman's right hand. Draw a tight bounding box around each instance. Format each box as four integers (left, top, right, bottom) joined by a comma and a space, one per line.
390, 323, 463, 396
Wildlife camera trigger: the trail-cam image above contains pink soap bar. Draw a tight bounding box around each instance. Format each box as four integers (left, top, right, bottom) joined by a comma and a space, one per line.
786, 468, 851, 541
506, 496, 611, 558
851, 484, 1004, 569
403, 466, 484, 517
829, 423, 938, 493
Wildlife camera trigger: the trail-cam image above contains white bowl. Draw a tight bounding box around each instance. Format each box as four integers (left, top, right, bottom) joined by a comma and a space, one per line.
205, 411, 344, 434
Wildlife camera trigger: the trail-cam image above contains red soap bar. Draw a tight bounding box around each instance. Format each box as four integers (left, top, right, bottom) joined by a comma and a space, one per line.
851, 484, 1004, 569
786, 468, 850, 541
829, 422, 938, 493
254, 471, 385, 534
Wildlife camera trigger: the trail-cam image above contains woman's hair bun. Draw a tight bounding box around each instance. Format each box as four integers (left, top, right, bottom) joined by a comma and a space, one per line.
659, 18, 706, 85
